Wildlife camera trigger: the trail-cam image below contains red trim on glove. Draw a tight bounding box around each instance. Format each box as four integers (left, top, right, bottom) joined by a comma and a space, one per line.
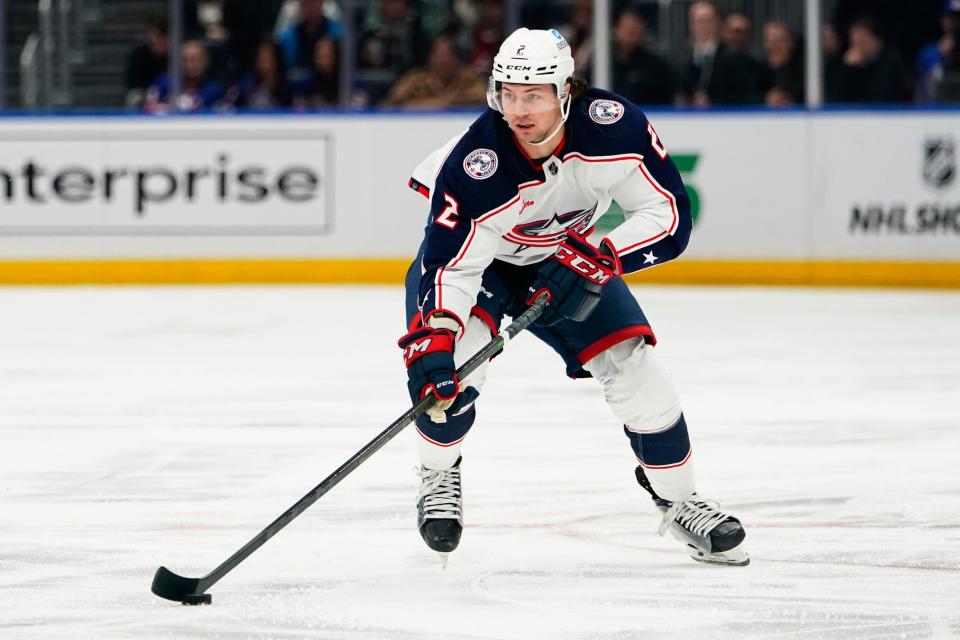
423, 308, 465, 334
526, 286, 553, 307
423, 376, 460, 402
398, 328, 457, 367
599, 237, 623, 275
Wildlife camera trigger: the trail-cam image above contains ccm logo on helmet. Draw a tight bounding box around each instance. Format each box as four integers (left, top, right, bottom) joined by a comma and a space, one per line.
505, 65, 532, 70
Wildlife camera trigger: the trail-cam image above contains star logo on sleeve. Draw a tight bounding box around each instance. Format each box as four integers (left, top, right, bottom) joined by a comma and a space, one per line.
643, 251, 658, 265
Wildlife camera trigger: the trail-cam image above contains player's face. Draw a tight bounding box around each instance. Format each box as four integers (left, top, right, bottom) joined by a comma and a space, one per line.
500, 83, 563, 145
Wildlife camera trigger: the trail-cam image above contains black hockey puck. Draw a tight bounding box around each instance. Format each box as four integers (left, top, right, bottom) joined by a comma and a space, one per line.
181, 593, 212, 606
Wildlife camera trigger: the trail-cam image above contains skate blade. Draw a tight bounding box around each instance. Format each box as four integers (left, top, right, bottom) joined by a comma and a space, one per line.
686, 544, 750, 567
438, 552, 450, 569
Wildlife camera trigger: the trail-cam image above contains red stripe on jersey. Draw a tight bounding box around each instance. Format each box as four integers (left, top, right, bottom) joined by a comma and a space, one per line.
577, 325, 657, 365
615, 162, 679, 255
408, 178, 431, 199
476, 180, 543, 223
562, 152, 645, 165
432, 180, 541, 318
435, 219, 478, 313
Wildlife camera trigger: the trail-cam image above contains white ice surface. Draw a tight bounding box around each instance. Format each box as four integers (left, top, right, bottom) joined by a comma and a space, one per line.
1, 285, 959, 639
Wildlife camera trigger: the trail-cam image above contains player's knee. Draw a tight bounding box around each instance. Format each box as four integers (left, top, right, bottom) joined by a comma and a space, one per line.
583, 338, 681, 429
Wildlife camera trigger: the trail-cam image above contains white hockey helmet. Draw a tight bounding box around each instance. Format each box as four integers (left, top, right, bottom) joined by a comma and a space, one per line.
487, 27, 576, 116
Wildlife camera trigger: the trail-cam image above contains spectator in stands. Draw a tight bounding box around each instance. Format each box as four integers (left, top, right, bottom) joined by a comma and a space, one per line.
830, 17, 908, 103
278, 0, 343, 93
610, 9, 676, 106
679, 1, 764, 106
297, 37, 340, 108
762, 21, 804, 106
916, 0, 960, 103
357, 0, 430, 104
144, 40, 226, 113
833, 0, 942, 69
724, 11, 769, 101
125, 13, 169, 108
723, 12, 754, 53
519, 0, 569, 30
821, 22, 846, 102
558, 0, 595, 73
274, 0, 341, 38
231, 41, 293, 109
220, 0, 285, 72
381, 35, 486, 108
464, 0, 507, 77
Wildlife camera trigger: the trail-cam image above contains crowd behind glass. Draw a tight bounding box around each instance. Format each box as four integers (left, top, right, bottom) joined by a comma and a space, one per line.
125, 0, 960, 112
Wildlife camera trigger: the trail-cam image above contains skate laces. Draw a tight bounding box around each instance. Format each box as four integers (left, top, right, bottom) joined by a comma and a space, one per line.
416, 466, 462, 519
659, 495, 731, 538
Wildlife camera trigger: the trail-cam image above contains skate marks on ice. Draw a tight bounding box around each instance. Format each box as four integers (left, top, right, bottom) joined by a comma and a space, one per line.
457, 502, 960, 640
1, 286, 960, 639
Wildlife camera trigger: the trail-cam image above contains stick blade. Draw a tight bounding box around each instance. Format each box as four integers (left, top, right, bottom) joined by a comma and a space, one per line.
152, 566, 206, 603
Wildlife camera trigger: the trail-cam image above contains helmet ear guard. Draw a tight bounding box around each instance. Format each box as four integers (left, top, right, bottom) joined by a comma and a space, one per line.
486, 76, 502, 113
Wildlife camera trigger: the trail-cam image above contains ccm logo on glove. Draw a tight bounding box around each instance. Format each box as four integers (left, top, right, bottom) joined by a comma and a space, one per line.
398, 326, 459, 403
527, 231, 621, 326
554, 245, 617, 284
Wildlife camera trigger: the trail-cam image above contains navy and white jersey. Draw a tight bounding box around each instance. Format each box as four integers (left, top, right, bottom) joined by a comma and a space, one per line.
407, 87, 692, 328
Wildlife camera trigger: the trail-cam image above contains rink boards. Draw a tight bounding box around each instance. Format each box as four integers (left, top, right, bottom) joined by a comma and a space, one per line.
0, 110, 957, 287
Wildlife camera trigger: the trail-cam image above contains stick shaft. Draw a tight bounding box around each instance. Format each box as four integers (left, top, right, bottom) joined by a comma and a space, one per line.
194, 296, 548, 593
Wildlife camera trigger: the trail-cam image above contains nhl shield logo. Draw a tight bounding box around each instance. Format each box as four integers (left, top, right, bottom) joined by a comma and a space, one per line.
464, 148, 498, 180
923, 137, 955, 190
588, 99, 625, 125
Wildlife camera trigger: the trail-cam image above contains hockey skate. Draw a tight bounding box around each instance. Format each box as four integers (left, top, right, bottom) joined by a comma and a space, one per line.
416, 457, 463, 565
635, 466, 749, 566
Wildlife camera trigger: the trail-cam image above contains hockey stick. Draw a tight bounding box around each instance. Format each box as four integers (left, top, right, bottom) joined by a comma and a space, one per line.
151, 293, 549, 605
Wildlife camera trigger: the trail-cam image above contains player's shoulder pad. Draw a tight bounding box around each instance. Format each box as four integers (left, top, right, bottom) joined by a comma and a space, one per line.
432, 109, 520, 219
565, 88, 652, 158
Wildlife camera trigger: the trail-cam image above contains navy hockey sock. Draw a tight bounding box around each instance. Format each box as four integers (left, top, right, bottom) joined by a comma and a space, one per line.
624, 413, 691, 467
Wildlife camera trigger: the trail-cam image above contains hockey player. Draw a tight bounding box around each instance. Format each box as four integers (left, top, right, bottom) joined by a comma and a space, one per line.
398, 27, 749, 566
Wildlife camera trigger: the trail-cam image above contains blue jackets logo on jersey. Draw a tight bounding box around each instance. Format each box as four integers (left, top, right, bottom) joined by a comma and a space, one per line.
508, 203, 599, 253
463, 149, 498, 180
588, 100, 625, 125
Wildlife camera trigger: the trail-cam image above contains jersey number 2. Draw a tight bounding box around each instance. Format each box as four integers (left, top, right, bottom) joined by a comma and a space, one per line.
436, 193, 460, 229
648, 122, 668, 160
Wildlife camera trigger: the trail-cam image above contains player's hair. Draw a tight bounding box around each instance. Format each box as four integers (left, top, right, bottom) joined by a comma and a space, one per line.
568, 75, 589, 102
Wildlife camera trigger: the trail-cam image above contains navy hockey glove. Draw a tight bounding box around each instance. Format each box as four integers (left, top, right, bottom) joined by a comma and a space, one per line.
398, 325, 459, 420
527, 231, 620, 326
